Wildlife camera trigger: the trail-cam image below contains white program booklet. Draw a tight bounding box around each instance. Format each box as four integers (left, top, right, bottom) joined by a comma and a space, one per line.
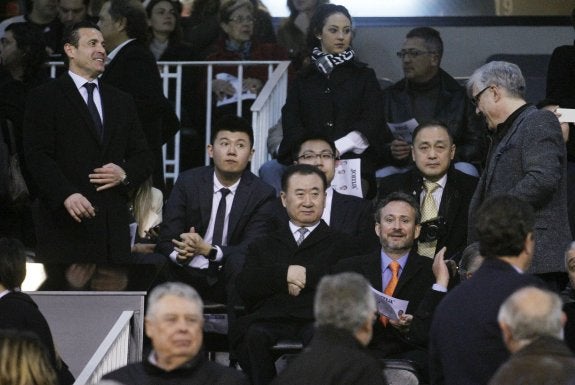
331, 158, 362, 198
557, 108, 575, 123
215, 73, 257, 107
387, 118, 419, 143
370, 286, 409, 321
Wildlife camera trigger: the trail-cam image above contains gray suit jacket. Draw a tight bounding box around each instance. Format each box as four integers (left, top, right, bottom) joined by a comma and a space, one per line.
468, 105, 570, 274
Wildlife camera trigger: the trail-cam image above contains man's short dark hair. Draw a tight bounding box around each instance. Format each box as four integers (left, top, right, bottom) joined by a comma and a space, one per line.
0, 238, 27, 290
406, 26, 443, 60
281, 164, 328, 192
375, 191, 421, 224
291, 134, 337, 163
106, 0, 148, 42
210, 115, 254, 148
412, 120, 453, 144
476, 194, 534, 259
62, 20, 99, 47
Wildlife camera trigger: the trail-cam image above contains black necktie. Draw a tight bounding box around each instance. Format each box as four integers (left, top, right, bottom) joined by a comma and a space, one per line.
212, 188, 231, 246
84, 83, 103, 140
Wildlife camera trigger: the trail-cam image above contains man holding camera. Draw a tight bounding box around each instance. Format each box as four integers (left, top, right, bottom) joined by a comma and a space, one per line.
377, 121, 478, 261
334, 191, 450, 381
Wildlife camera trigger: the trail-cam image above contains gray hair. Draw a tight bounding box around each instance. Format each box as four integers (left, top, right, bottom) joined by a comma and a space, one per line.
565, 241, 575, 271
498, 286, 563, 343
146, 282, 203, 318
466, 61, 526, 100
314, 272, 375, 333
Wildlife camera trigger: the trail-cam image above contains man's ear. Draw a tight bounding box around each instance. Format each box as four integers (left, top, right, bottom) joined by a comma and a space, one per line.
499, 321, 514, 351
280, 191, 287, 208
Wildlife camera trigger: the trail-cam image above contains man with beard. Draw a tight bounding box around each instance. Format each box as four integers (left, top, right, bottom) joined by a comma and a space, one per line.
334, 191, 450, 381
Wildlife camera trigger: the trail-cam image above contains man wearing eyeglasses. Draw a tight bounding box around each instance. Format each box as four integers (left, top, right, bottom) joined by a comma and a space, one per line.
378, 27, 485, 178
290, 135, 379, 252
467, 60, 570, 291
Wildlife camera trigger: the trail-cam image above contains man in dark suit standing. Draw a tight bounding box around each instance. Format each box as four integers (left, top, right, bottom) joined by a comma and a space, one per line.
335, 191, 450, 380
290, 135, 378, 251
378, 121, 478, 260
430, 195, 542, 385
235, 164, 359, 385
98, 0, 179, 191
23, 21, 152, 263
467, 60, 571, 290
157, 115, 275, 304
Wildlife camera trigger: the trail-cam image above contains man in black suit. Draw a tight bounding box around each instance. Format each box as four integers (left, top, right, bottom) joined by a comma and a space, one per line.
290, 135, 378, 251
429, 195, 542, 385
335, 192, 449, 380
378, 121, 478, 260
98, 0, 179, 191
157, 115, 275, 303
235, 164, 359, 385
23, 21, 152, 263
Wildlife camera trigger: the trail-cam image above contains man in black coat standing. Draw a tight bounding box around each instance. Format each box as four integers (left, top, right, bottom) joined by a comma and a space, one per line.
23, 21, 151, 263
98, 0, 179, 191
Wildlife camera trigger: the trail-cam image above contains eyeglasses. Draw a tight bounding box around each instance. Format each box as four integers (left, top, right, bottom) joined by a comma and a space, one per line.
228, 15, 254, 24
471, 85, 492, 107
297, 152, 335, 161
396, 49, 436, 59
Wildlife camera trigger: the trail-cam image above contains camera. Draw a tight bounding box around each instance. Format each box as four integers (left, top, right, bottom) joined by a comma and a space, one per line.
419, 216, 447, 243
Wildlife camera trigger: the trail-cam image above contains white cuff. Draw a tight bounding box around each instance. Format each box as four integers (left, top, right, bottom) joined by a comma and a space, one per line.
334, 131, 369, 155
432, 283, 448, 293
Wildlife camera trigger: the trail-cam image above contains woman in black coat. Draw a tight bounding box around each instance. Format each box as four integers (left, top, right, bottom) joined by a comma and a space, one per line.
278, 4, 384, 198
0, 238, 75, 385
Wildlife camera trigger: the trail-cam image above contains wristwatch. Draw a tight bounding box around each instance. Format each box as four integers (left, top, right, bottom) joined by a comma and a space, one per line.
120, 173, 130, 186
207, 246, 218, 261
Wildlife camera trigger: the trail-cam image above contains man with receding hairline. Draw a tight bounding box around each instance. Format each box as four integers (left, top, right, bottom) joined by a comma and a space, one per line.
489, 286, 575, 385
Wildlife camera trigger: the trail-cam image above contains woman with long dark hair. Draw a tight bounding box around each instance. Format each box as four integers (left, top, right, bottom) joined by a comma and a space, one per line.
278, 4, 384, 198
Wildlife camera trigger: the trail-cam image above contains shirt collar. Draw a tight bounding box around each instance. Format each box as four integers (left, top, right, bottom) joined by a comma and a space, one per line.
288, 220, 321, 235
380, 250, 409, 272
213, 173, 240, 195
68, 70, 100, 90
423, 173, 448, 190
494, 103, 531, 140
107, 38, 136, 62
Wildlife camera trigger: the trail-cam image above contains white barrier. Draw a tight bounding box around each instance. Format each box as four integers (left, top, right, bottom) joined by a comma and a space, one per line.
48, 60, 290, 184
73, 310, 133, 385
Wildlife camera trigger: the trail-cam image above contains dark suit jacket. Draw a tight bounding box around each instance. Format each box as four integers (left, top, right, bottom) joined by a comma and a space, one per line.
23, 74, 152, 263
271, 190, 378, 253
468, 106, 571, 274
235, 221, 359, 332
334, 250, 444, 356
271, 325, 386, 385
378, 167, 478, 260
429, 258, 542, 385
101, 40, 180, 191
157, 166, 276, 260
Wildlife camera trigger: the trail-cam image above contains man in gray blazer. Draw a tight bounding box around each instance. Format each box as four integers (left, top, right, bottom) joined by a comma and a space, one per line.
467, 60, 571, 289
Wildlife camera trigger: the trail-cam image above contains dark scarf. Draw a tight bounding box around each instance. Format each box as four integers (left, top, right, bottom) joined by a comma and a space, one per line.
311, 47, 355, 76
225, 39, 252, 60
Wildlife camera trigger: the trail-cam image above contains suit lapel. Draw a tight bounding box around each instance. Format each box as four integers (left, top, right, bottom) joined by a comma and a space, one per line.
365, 251, 384, 291
439, 168, 461, 240
394, 251, 423, 295
59, 74, 103, 145
298, 221, 330, 250
228, 170, 252, 241
99, 83, 116, 148
199, 168, 215, 232
330, 191, 345, 228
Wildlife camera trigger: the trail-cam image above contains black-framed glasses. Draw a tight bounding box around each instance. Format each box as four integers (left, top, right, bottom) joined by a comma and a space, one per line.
396, 49, 436, 59
297, 152, 335, 161
228, 15, 254, 24
471, 85, 492, 107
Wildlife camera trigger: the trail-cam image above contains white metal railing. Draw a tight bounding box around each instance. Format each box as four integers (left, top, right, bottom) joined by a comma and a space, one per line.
48, 60, 289, 184
73, 310, 134, 385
